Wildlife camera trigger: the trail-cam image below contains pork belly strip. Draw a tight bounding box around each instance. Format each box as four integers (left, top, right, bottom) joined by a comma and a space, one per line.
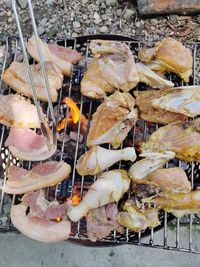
11, 191, 71, 242
3, 161, 71, 194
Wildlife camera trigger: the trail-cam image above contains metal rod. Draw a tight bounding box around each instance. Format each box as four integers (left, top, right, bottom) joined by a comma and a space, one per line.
12, 0, 56, 150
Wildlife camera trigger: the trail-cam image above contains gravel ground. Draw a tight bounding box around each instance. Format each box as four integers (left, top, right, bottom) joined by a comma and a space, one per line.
0, 0, 200, 41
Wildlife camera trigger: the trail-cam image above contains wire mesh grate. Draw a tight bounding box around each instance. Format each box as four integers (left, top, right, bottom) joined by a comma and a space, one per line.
0, 35, 200, 253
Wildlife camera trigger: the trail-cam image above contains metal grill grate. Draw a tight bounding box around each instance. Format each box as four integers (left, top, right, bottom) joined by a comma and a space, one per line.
0, 35, 200, 253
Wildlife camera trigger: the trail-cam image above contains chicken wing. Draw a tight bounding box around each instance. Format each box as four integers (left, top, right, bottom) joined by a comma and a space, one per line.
152, 86, 200, 117
81, 40, 139, 99
134, 90, 187, 124
117, 199, 160, 232
138, 37, 192, 83
27, 35, 82, 76
136, 63, 174, 89
87, 91, 138, 148
141, 119, 200, 162
148, 190, 200, 217
67, 170, 130, 222
129, 151, 175, 180
134, 167, 191, 200
76, 146, 136, 176
2, 61, 63, 102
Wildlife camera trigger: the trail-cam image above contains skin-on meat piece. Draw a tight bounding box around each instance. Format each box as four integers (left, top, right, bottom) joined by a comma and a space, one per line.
141, 119, 200, 162
134, 167, 191, 199
2, 61, 63, 102
117, 199, 160, 232
152, 86, 200, 118
138, 37, 192, 83
67, 170, 130, 222
87, 91, 138, 148
27, 35, 82, 76
3, 161, 71, 194
11, 191, 71, 242
0, 94, 41, 128
147, 190, 200, 217
5, 128, 56, 161
134, 90, 187, 124
76, 146, 136, 176
129, 151, 175, 180
81, 40, 140, 99
86, 203, 124, 242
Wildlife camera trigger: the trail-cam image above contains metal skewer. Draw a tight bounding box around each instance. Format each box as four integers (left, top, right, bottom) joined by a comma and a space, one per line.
12, 0, 57, 151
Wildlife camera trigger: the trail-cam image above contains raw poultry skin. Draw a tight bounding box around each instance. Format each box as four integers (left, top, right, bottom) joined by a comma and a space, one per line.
67, 170, 130, 222
117, 199, 160, 232
2, 61, 63, 102
129, 151, 175, 180
76, 146, 136, 176
134, 90, 187, 124
81, 40, 140, 99
138, 37, 192, 83
81, 59, 115, 99
148, 190, 200, 217
134, 167, 191, 200
87, 91, 138, 148
141, 119, 200, 162
86, 203, 124, 242
152, 86, 200, 117
11, 191, 71, 242
136, 62, 174, 89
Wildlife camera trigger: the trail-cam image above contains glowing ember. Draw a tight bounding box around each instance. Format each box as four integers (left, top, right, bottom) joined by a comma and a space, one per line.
56, 217, 62, 222
72, 195, 80, 206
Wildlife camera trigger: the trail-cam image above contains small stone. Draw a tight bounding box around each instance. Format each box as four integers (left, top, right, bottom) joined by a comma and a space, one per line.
194, 28, 200, 37
123, 9, 134, 21
6, 10, 12, 16
50, 17, 57, 23
47, 27, 58, 37
82, 14, 88, 20
101, 14, 108, 20
105, 0, 117, 6
73, 21, 81, 28
99, 25, 108, 33
7, 17, 12, 23
37, 26, 45, 35
150, 18, 158, 26
40, 18, 48, 26
169, 15, 178, 24
82, 0, 89, 3
17, 0, 28, 9
116, 8, 122, 17
4, 0, 12, 8
72, 32, 78, 38
94, 12, 101, 24
101, 2, 106, 8
135, 21, 140, 28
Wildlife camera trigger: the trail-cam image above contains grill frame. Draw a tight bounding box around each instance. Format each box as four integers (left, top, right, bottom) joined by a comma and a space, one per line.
0, 34, 200, 253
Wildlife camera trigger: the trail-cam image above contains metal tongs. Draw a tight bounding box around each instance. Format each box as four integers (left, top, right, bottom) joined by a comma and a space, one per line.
12, 0, 57, 151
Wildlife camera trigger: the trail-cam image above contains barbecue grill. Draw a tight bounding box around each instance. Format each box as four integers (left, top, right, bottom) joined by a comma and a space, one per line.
0, 0, 200, 254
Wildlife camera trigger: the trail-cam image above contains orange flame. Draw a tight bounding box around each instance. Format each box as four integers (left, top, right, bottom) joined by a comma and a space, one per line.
57, 97, 88, 135
63, 97, 80, 124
